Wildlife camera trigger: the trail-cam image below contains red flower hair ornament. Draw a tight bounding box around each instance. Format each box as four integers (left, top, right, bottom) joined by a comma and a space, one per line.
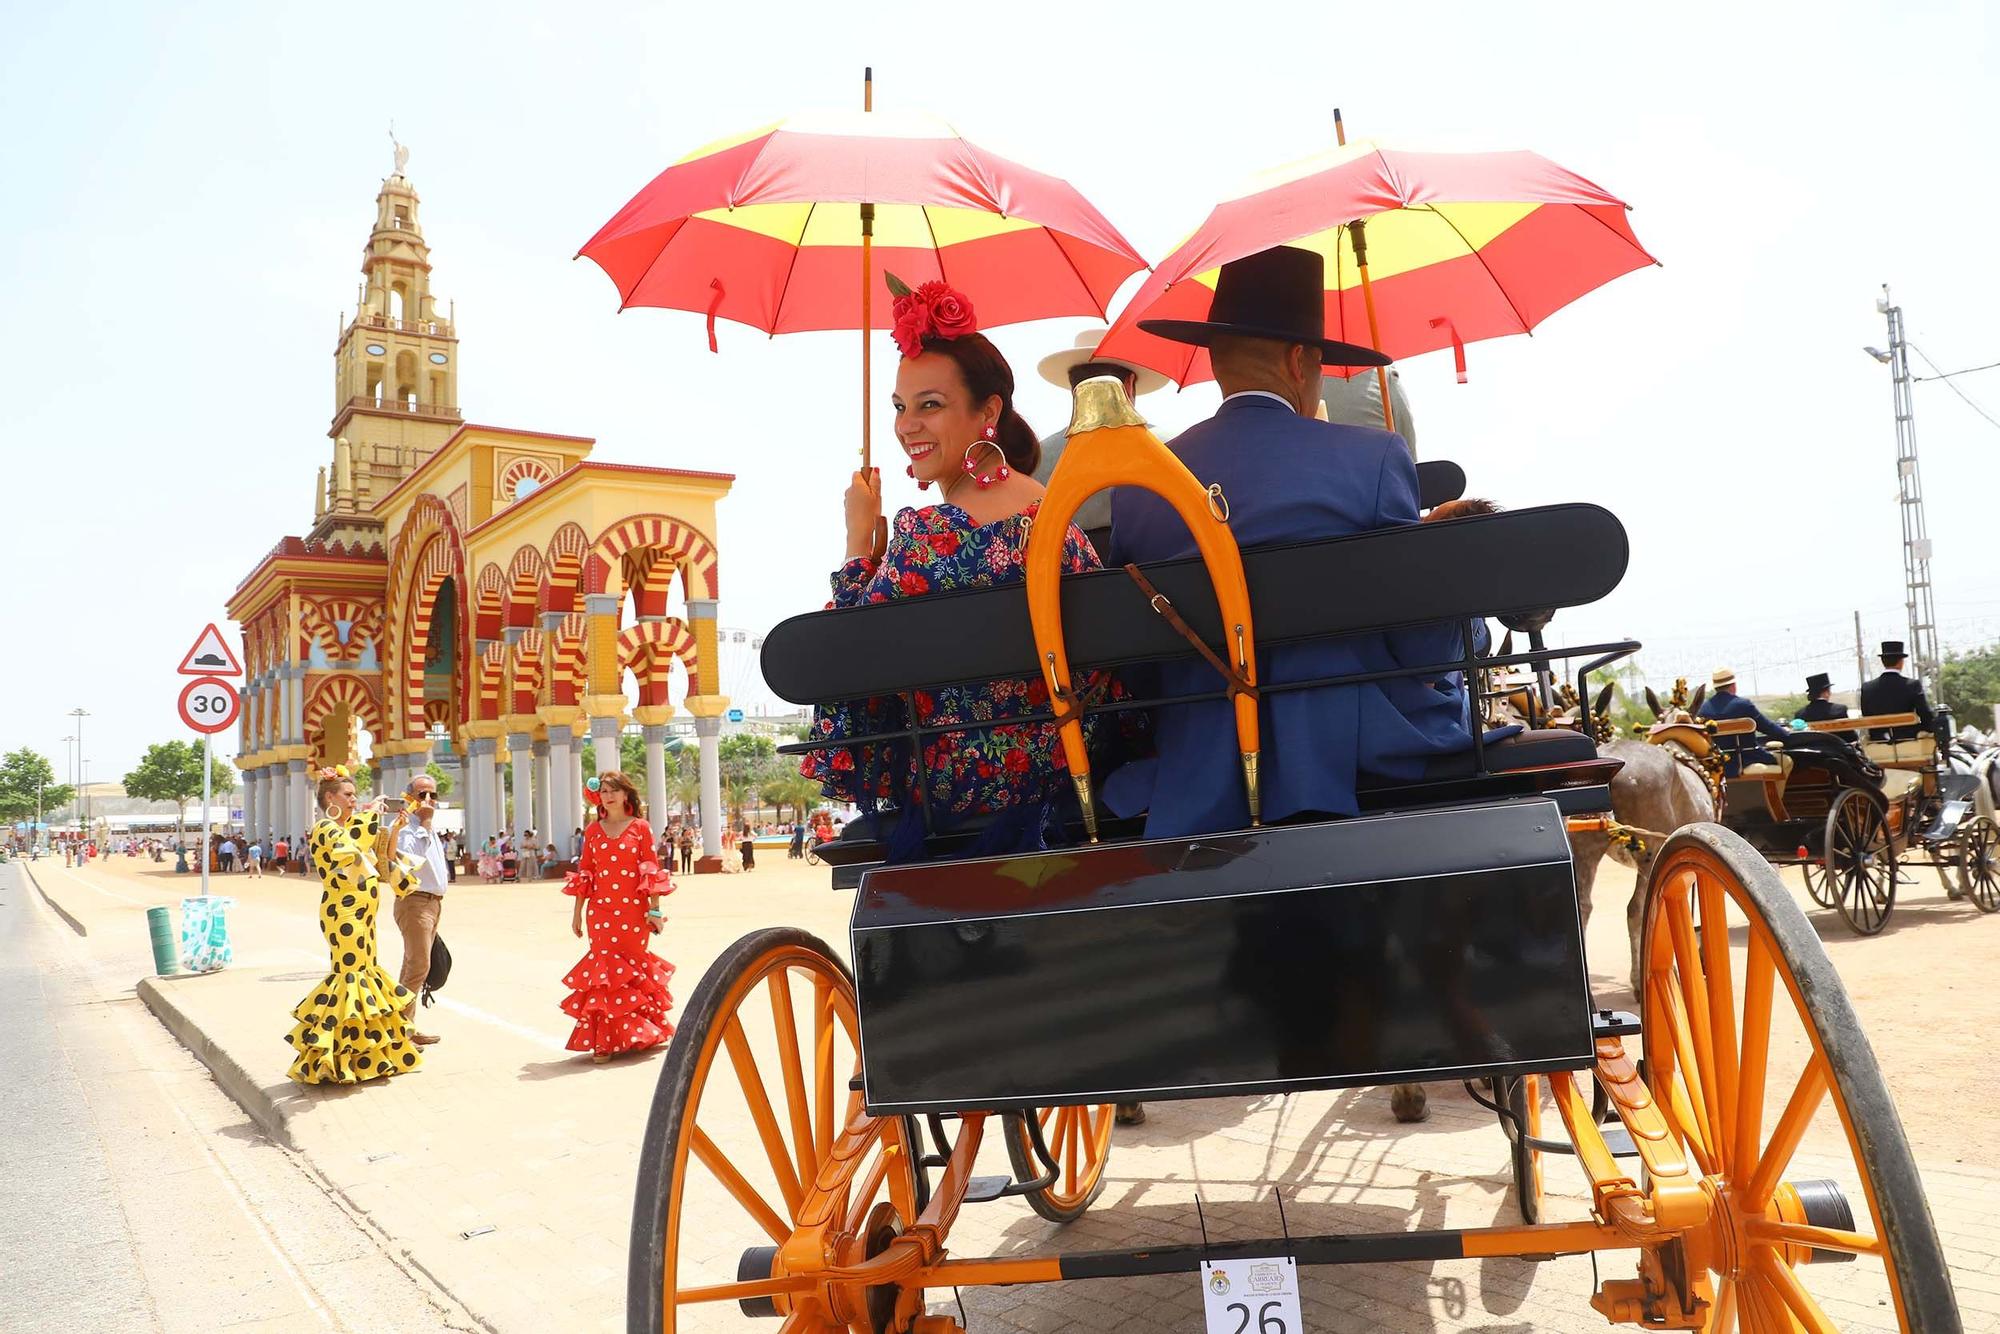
886, 272, 978, 359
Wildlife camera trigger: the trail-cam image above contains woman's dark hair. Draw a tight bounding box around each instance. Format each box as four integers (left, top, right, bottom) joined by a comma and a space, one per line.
597, 769, 644, 821
923, 332, 1040, 475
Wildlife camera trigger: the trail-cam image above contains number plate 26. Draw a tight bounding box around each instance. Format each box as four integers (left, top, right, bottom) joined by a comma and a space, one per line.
1201, 1256, 1302, 1334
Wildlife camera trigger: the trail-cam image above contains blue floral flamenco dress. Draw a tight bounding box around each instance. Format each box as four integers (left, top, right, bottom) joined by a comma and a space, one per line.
800, 501, 1139, 853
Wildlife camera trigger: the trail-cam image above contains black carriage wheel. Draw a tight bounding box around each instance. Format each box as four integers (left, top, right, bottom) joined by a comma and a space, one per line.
1825, 788, 1895, 936
1961, 815, 2000, 913
628, 927, 922, 1333
1800, 854, 1837, 909
805, 846, 824, 867
1494, 1073, 1544, 1224
1004, 1104, 1115, 1223
1638, 825, 1960, 1332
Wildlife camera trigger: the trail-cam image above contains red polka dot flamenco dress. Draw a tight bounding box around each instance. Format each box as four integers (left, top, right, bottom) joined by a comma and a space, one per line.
560, 818, 675, 1056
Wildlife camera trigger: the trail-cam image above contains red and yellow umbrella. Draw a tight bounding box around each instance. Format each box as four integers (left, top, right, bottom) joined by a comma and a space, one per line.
580, 81, 1145, 480
1097, 133, 1658, 415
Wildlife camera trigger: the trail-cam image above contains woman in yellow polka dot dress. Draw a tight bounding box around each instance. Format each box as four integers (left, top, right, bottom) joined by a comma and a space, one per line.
284, 767, 427, 1085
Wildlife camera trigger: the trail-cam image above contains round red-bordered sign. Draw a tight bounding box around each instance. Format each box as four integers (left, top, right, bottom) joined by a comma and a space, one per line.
179, 676, 240, 734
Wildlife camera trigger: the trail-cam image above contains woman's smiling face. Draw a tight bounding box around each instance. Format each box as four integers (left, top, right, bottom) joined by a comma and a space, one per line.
892, 350, 997, 491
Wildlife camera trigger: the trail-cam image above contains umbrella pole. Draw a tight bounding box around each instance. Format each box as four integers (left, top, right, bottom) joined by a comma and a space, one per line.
861, 67, 886, 559
1335, 109, 1396, 438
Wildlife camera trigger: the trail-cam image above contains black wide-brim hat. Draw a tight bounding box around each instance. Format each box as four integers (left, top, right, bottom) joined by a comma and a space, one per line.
1139, 245, 1391, 368
1806, 672, 1831, 693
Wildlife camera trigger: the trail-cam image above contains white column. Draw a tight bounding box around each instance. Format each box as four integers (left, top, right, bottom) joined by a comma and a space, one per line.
508, 732, 533, 836
695, 714, 723, 864
464, 738, 493, 851
532, 740, 551, 837
590, 713, 621, 778
642, 724, 669, 829
546, 724, 574, 853
288, 759, 311, 849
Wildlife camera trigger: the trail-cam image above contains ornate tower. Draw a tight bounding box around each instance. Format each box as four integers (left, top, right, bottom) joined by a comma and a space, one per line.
315, 140, 463, 543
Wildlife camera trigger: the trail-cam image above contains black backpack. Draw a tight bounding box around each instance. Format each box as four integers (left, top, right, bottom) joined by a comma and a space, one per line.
421, 934, 452, 1006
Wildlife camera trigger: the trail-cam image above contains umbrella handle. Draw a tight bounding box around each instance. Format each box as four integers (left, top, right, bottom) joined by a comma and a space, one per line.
1349, 218, 1397, 437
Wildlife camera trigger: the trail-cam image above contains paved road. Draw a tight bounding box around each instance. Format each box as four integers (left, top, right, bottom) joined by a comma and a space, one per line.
0, 860, 474, 1333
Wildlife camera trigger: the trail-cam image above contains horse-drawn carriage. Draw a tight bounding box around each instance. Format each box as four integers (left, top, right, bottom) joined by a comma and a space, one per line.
629, 382, 1959, 1332
1662, 706, 2000, 935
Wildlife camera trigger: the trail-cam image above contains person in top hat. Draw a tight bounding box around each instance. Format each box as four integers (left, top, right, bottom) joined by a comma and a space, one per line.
1103, 245, 1474, 838
1696, 667, 1789, 776
1796, 673, 1848, 724
1859, 641, 1936, 741
1031, 331, 1168, 554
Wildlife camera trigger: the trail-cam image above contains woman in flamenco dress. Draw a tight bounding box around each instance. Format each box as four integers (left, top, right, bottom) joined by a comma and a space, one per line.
284, 766, 427, 1085
561, 770, 674, 1063
801, 277, 1138, 843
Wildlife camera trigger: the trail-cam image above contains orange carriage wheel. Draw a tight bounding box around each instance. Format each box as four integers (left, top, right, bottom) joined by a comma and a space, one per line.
629, 928, 925, 1333
1637, 826, 1959, 1331
1003, 1104, 1115, 1223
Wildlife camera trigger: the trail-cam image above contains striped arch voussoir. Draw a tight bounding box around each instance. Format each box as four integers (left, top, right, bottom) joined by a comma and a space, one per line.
618, 618, 702, 703
303, 675, 382, 740
586, 515, 719, 601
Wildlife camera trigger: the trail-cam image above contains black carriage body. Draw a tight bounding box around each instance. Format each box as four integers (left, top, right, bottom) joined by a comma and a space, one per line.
1721, 737, 1886, 861
851, 797, 1594, 1114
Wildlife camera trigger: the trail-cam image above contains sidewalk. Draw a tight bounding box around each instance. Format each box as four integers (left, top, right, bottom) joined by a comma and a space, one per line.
28, 849, 2000, 1332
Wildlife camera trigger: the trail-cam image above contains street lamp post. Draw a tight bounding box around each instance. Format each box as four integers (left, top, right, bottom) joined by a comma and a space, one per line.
68, 708, 91, 829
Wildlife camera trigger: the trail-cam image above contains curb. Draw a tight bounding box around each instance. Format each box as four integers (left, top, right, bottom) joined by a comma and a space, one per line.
136, 974, 297, 1150
21, 860, 88, 936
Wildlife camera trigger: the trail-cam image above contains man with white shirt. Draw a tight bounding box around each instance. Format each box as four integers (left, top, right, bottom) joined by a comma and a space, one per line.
1107, 245, 1473, 837
394, 772, 450, 1046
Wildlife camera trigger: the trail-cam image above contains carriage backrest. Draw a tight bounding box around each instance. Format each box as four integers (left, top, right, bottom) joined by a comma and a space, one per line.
761, 502, 1628, 707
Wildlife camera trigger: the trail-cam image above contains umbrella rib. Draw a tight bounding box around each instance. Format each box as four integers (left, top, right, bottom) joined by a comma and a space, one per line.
769, 198, 819, 334
1417, 203, 1536, 337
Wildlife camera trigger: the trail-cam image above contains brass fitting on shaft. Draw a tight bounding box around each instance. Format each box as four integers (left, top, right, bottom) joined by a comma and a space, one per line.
1241, 751, 1262, 827
1067, 375, 1144, 435
1071, 773, 1101, 843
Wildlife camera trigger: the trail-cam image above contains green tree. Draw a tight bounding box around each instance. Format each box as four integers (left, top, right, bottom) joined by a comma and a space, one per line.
1942, 643, 2000, 730
424, 759, 455, 798
1761, 692, 1811, 725
0, 749, 71, 825
123, 741, 236, 839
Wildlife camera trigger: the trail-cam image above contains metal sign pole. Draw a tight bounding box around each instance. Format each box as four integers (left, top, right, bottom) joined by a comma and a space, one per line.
201, 733, 212, 896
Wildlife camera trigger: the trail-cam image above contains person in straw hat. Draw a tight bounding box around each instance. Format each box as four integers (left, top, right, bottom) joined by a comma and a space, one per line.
1031, 331, 1169, 554
1100, 244, 1472, 839
1695, 667, 1789, 776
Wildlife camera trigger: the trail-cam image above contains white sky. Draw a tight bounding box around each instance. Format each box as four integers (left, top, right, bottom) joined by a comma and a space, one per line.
3, 0, 1997, 784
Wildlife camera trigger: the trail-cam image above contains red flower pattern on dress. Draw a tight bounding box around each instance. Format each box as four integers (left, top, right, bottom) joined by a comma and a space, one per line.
801, 501, 1143, 818
560, 818, 674, 1056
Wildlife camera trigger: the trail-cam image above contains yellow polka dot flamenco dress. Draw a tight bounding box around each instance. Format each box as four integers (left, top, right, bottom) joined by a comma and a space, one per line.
284, 811, 426, 1085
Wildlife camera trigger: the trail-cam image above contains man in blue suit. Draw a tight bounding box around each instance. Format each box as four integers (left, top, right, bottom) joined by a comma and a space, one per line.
1696, 667, 1790, 776
1104, 246, 1474, 838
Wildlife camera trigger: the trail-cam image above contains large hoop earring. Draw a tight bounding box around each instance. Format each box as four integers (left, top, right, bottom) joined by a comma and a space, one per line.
962, 424, 1010, 490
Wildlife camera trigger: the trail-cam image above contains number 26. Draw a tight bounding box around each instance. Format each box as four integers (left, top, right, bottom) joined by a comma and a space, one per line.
1227, 1301, 1287, 1334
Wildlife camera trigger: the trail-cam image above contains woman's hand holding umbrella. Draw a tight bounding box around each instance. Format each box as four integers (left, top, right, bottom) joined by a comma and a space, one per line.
843, 467, 882, 562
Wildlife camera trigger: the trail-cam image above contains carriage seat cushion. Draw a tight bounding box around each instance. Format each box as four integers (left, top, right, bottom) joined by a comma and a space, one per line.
1863, 739, 1932, 770
1878, 768, 1923, 801
1378, 727, 1599, 785
1734, 753, 1793, 783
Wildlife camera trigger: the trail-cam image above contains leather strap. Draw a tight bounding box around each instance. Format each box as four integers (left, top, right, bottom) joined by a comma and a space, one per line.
1123, 563, 1259, 703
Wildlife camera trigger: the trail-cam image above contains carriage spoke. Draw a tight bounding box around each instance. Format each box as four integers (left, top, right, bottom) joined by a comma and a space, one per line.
1064, 1105, 1081, 1195
721, 1015, 807, 1216
812, 976, 835, 1164
1711, 1277, 1737, 1334
1744, 1218, 1884, 1257
1733, 929, 1776, 1180
1666, 879, 1727, 1161
1648, 974, 1717, 1169
690, 1126, 792, 1245
1753, 1246, 1840, 1334
1743, 1061, 1829, 1209
1696, 872, 1741, 1164
767, 969, 817, 1190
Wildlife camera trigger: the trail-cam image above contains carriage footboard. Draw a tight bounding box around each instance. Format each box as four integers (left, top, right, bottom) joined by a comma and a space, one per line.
851, 797, 1595, 1114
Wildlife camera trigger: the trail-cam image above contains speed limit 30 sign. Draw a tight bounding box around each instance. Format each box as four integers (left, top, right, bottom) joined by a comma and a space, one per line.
179, 676, 241, 734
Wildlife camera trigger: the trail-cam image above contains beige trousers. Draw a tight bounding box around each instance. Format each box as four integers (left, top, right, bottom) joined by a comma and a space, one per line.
394, 891, 443, 1021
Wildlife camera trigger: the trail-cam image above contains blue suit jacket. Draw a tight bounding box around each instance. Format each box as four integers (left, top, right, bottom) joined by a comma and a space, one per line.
1104, 395, 1473, 837
1696, 690, 1789, 775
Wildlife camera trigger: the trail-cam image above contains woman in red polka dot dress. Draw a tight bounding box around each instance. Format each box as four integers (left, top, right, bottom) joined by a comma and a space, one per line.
560, 770, 674, 1062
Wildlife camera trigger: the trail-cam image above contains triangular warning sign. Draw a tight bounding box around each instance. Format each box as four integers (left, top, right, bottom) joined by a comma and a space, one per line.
178, 623, 243, 678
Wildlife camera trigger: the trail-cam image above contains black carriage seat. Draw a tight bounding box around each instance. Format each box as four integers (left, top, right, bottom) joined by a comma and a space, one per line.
764, 503, 1631, 866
